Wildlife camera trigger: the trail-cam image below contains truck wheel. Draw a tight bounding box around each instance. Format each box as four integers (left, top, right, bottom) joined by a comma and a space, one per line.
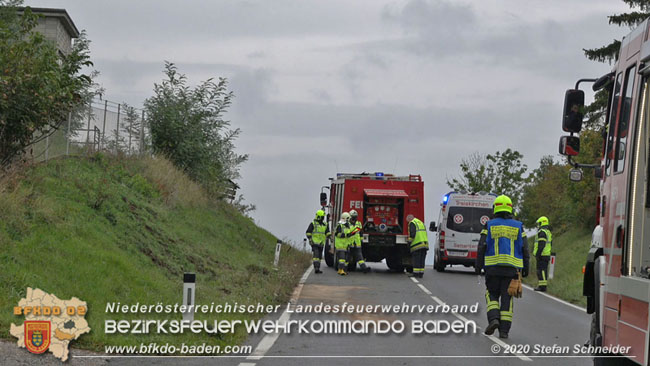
406, 266, 413, 273
386, 254, 404, 272
324, 242, 334, 268
435, 261, 445, 272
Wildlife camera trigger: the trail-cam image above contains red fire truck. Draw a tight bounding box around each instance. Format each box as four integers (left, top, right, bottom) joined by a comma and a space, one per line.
560, 18, 650, 366
319, 172, 425, 272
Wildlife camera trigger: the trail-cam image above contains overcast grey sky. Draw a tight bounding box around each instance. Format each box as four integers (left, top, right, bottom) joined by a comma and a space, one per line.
27, 0, 632, 244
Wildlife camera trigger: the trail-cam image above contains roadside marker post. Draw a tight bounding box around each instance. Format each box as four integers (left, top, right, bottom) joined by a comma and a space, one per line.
303, 238, 307, 251
549, 252, 556, 279
274, 240, 282, 269
182, 272, 196, 322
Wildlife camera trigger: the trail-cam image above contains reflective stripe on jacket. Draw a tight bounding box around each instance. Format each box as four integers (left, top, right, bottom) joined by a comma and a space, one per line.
485, 217, 524, 269
533, 228, 552, 257
410, 218, 429, 252
310, 220, 328, 244
335, 223, 352, 250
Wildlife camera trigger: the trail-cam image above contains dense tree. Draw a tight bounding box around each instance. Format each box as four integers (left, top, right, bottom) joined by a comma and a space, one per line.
584, 0, 650, 63
144, 62, 248, 198
0, 1, 94, 165
521, 129, 601, 231
447, 148, 529, 209
583, 1, 650, 131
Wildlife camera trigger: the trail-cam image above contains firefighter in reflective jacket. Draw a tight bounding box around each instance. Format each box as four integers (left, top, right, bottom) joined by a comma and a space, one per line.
476, 195, 529, 339
533, 216, 552, 292
407, 217, 429, 278
306, 210, 329, 274
334, 212, 353, 275
348, 210, 370, 273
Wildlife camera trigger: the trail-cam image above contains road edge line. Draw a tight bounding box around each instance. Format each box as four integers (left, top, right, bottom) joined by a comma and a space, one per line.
521, 284, 586, 312
245, 266, 313, 361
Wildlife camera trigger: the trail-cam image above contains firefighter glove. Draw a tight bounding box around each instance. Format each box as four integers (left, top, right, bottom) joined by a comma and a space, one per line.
508, 272, 523, 298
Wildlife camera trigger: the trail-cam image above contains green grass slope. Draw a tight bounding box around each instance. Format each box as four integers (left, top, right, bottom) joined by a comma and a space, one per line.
524, 228, 592, 307
0, 154, 309, 351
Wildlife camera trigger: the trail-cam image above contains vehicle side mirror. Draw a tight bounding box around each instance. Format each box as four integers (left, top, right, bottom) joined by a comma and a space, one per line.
559, 135, 580, 156
593, 72, 614, 92
429, 221, 437, 232
562, 89, 585, 133
320, 192, 327, 206
569, 169, 583, 182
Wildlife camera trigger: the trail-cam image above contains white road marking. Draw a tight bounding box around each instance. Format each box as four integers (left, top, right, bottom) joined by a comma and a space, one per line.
521, 283, 586, 312
416, 280, 532, 362
418, 283, 432, 295
246, 266, 313, 360
238, 363, 256, 366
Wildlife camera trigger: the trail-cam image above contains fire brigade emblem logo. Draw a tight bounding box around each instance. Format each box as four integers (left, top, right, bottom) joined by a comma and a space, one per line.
454, 214, 464, 224
480, 215, 490, 225
25, 321, 51, 354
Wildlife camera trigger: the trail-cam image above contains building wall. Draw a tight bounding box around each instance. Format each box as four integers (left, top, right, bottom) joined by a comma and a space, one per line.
33, 16, 72, 55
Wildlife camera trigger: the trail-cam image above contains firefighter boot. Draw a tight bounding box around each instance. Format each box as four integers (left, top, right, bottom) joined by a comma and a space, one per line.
484, 319, 500, 335
314, 261, 322, 274
534, 286, 547, 292
499, 330, 509, 339
359, 262, 370, 273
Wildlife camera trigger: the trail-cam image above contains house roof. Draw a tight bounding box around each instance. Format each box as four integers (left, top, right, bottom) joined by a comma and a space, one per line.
17, 7, 80, 38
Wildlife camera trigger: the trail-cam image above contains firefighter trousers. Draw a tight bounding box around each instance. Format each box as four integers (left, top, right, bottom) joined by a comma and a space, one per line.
536, 257, 549, 288
336, 249, 348, 271
348, 246, 368, 270
485, 275, 514, 333
411, 248, 428, 277
311, 244, 323, 270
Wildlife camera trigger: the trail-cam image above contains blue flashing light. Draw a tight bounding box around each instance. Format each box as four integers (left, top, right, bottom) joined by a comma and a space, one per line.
442, 194, 449, 204
375, 172, 384, 177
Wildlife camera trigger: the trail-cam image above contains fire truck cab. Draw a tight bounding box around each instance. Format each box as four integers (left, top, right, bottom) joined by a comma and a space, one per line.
320, 172, 425, 272
431, 192, 495, 273
561, 18, 650, 365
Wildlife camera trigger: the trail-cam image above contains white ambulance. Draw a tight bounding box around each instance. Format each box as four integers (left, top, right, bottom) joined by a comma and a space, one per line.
430, 191, 496, 273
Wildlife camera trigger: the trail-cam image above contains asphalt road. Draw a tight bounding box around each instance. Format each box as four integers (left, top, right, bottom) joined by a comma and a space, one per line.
3, 263, 593, 365
230, 263, 593, 366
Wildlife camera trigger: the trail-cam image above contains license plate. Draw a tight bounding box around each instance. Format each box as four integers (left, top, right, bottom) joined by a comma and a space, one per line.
447, 251, 468, 257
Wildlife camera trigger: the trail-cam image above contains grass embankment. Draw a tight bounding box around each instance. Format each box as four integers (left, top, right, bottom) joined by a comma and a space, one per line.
0, 154, 310, 351
523, 228, 591, 307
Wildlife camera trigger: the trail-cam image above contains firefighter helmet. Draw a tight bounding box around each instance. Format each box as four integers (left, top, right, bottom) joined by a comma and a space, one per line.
349, 209, 358, 217
315, 210, 325, 218
341, 212, 351, 222
536, 216, 549, 227
493, 195, 513, 214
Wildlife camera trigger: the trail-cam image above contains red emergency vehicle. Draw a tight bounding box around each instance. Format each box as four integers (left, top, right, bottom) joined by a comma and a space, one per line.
560, 18, 650, 365
319, 172, 425, 272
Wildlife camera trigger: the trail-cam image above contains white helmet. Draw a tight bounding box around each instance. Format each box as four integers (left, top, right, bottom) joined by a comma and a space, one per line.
341, 212, 351, 222
349, 209, 358, 217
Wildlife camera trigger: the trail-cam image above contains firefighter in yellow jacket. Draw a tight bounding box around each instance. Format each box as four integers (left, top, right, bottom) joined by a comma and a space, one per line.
305, 210, 329, 274
348, 210, 370, 273
334, 212, 353, 275
533, 216, 552, 292
476, 195, 529, 339
407, 217, 428, 278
